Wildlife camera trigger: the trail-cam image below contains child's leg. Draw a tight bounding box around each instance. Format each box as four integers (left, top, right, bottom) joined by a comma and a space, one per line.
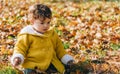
46, 63, 58, 74
23, 68, 36, 74
46, 64, 70, 74
64, 64, 71, 74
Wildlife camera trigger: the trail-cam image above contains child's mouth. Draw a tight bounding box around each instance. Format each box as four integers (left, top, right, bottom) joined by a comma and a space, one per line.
43, 29, 48, 31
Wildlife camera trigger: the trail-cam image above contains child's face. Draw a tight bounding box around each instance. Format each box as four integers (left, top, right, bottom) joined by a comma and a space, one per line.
33, 18, 51, 33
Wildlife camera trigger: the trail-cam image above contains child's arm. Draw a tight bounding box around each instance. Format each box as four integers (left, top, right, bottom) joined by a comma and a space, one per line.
11, 34, 30, 66
53, 30, 74, 65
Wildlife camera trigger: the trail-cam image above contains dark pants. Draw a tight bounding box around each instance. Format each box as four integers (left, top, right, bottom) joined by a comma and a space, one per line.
23, 69, 36, 74
23, 64, 59, 74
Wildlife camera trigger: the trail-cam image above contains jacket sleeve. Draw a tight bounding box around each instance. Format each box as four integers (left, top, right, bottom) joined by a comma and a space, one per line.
53, 30, 74, 64
13, 34, 30, 57
53, 30, 66, 59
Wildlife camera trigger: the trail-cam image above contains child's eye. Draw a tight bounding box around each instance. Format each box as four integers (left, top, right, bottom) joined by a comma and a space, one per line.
40, 23, 44, 24
47, 22, 50, 24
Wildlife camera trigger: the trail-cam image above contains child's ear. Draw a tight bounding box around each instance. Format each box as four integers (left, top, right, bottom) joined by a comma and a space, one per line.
30, 19, 34, 24
29, 18, 35, 24
28, 13, 34, 24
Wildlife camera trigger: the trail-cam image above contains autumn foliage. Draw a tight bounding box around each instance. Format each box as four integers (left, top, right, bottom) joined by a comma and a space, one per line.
0, 0, 120, 74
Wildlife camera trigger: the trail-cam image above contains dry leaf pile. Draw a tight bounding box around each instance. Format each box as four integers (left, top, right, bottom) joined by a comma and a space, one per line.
0, 0, 120, 74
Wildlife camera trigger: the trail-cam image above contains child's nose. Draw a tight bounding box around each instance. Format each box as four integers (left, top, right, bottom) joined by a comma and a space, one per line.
44, 24, 49, 27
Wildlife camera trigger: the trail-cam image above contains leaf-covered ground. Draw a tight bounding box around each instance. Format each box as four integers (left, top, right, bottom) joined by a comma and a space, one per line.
0, 0, 120, 74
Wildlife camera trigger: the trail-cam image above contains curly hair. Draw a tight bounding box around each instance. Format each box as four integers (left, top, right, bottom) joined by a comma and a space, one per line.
28, 4, 52, 20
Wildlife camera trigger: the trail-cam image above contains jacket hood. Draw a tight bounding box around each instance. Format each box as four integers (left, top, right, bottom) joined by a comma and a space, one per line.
19, 25, 54, 37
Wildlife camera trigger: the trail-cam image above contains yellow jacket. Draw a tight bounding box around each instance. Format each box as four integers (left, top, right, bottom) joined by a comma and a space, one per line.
12, 25, 74, 73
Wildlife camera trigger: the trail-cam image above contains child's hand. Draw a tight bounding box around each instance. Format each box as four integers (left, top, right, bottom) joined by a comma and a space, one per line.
66, 60, 75, 69
65, 60, 75, 74
13, 57, 21, 67
67, 60, 75, 66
